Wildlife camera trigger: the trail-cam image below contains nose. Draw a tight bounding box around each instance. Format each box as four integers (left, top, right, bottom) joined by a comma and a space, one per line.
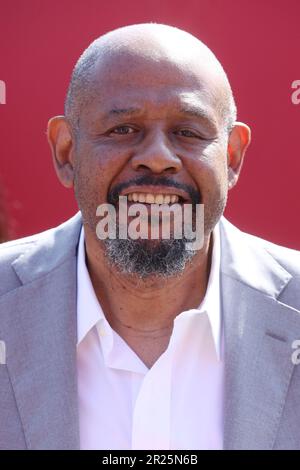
131, 131, 182, 174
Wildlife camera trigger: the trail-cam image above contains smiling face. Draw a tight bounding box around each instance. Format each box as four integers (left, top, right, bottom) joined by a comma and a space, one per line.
74, 49, 229, 233
48, 25, 250, 278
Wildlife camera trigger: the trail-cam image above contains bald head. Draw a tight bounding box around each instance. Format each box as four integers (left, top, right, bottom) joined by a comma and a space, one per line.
65, 23, 237, 134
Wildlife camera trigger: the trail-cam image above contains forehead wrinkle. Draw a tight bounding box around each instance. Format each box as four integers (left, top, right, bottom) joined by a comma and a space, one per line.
109, 107, 142, 117
177, 105, 218, 127
82, 51, 228, 124
92, 101, 218, 133
65, 24, 237, 134
107, 105, 216, 123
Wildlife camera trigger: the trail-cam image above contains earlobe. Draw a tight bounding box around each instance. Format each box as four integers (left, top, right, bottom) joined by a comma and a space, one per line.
47, 116, 75, 189
227, 122, 251, 189
227, 166, 237, 189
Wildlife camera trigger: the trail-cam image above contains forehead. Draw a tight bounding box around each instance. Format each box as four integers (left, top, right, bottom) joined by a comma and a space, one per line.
80, 51, 225, 126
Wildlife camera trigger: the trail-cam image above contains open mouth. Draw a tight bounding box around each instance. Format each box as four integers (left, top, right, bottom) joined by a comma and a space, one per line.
119, 186, 191, 206
125, 192, 183, 204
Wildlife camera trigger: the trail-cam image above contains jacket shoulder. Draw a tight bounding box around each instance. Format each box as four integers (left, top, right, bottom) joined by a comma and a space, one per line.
0, 229, 54, 297
221, 217, 300, 275
245, 231, 300, 278
0, 226, 56, 266
221, 218, 300, 310
0, 213, 82, 297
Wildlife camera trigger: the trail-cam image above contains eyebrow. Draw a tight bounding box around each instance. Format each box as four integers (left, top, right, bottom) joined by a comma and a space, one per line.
108, 107, 141, 117
178, 105, 215, 123
106, 104, 217, 126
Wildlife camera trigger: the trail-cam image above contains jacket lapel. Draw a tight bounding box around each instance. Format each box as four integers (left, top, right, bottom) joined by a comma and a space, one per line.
2, 212, 299, 449
0, 213, 82, 449
220, 218, 300, 449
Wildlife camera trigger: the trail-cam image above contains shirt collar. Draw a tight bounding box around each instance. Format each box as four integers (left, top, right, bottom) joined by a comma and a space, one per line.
77, 223, 221, 359
77, 227, 107, 345
196, 222, 221, 360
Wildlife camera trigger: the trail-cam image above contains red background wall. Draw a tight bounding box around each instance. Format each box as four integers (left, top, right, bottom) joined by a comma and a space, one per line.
1, 0, 300, 248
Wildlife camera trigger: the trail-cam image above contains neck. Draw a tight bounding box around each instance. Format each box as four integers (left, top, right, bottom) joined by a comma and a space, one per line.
83, 227, 213, 367
85, 227, 212, 328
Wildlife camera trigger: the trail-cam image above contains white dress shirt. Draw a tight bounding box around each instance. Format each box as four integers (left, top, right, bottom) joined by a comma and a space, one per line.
77, 225, 224, 450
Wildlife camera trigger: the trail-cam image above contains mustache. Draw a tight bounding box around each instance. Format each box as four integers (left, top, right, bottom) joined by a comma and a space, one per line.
108, 175, 201, 206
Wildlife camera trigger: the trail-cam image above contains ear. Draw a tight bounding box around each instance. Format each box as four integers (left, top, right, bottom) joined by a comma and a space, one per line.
47, 116, 75, 188
227, 122, 251, 189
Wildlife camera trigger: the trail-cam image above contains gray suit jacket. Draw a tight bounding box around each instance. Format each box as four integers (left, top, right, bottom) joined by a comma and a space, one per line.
0, 212, 300, 450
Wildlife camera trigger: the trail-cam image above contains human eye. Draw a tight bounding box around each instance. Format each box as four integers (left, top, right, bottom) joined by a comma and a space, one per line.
175, 128, 200, 138
109, 125, 136, 135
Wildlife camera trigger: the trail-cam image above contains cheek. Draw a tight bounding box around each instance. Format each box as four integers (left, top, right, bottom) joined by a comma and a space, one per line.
187, 150, 228, 200
186, 148, 228, 232
73, 162, 105, 219
74, 144, 125, 203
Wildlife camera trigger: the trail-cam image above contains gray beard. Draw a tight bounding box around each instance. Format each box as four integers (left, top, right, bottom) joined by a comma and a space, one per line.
103, 237, 197, 279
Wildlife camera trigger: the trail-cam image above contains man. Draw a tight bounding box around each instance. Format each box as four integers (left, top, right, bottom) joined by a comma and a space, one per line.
0, 23, 300, 451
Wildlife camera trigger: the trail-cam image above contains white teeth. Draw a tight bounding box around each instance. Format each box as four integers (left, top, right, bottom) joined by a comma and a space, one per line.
125, 193, 180, 204
154, 194, 164, 204
146, 194, 155, 203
